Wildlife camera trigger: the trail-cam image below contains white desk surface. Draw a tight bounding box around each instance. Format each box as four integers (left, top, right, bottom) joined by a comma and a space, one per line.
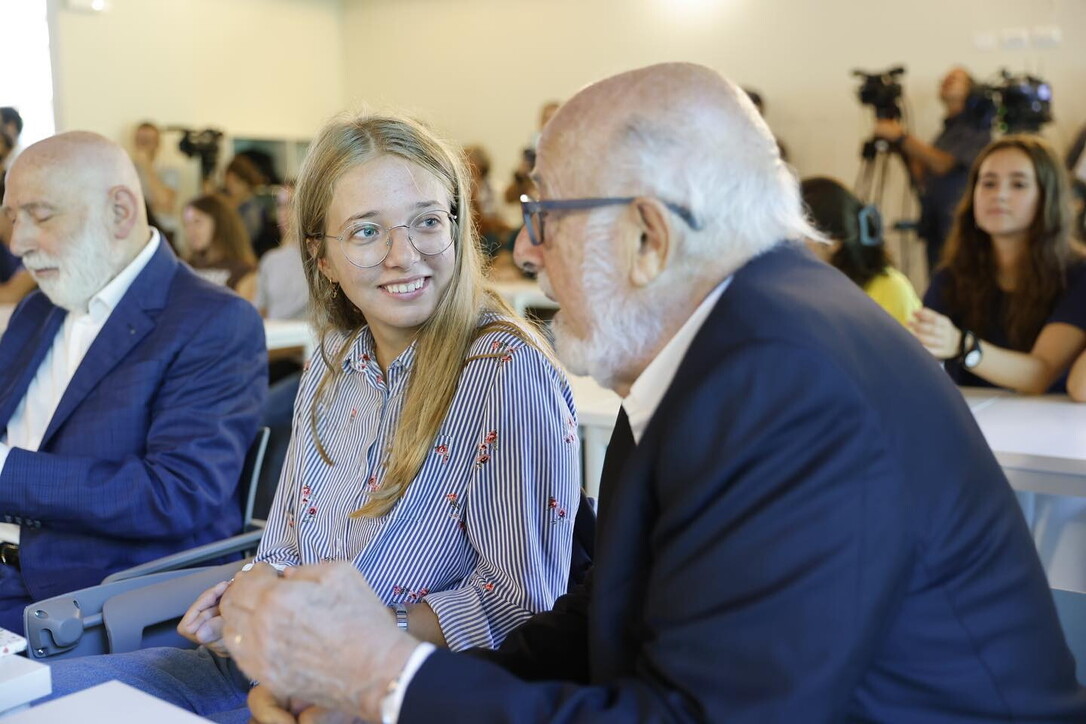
969, 394, 1086, 498
569, 381, 1086, 500
263, 318, 316, 358
5, 680, 206, 723
567, 374, 621, 427
490, 280, 559, 316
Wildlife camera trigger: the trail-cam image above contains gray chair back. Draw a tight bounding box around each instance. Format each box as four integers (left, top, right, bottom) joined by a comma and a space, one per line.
1052, 587, 1086, 685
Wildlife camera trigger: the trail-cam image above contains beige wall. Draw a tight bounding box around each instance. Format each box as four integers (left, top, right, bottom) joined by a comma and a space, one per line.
50, 0, 345, 141
342, 0, 1086, 283
42, 0, 1086, 282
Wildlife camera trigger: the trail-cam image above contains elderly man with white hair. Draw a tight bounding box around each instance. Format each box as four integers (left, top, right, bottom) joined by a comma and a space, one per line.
0, 131, 266, 632
223, 63, 1085, 723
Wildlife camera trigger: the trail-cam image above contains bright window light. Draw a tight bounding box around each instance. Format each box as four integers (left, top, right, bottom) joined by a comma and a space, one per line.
0, 0, 56, 148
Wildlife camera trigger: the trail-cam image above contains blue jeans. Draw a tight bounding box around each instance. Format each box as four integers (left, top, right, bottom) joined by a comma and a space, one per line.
40, 646, 251, 723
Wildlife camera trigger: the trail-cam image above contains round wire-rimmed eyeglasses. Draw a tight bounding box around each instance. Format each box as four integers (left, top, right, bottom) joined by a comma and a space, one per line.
314, 209, 457, 268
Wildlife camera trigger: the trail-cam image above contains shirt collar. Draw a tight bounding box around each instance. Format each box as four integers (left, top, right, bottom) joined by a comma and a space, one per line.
623, 277, 731, 443
83, 229, 160, 322
342, 327, 418, 377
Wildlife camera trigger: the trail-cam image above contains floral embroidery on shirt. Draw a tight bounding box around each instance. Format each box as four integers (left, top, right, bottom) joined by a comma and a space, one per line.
434, 443, 450, 463
564, 416, 576, 444
490, 340, 514, 364
481, 581, 495, 592
475, 442, 491, 467
475, 430, 499, 467
444, 492, 462, 523
392, 585, 431, 603
548, 496, 568, 523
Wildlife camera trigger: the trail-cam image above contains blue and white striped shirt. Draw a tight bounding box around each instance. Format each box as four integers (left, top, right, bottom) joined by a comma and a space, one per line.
256, 315, 580, 651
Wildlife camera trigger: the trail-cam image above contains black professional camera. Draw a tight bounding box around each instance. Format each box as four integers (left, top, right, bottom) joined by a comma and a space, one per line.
171, 127, 223, 181
969, 70, 1053, 134
853, 66, 905, 120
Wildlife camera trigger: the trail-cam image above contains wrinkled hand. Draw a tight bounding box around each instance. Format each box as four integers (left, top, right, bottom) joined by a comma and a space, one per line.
872, 119, 905, 142
909, 307, 963, 360
248, 685, 362, 724
177, 580, 231, 657
221, 562, 417, 723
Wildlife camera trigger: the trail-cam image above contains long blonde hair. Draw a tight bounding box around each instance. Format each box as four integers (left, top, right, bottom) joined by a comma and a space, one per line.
295, 114, 539, 517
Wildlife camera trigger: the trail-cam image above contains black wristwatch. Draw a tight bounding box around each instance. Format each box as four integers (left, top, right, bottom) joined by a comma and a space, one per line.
960, 330, 983, 369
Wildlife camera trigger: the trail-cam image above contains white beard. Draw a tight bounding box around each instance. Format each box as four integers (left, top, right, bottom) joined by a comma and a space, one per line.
541, 219, 665, 390
23, 224, 124, 313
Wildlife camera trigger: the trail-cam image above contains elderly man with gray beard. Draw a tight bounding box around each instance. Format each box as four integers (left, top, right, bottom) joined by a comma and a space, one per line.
223, 64, 1085, 723
0, 132, 266, 632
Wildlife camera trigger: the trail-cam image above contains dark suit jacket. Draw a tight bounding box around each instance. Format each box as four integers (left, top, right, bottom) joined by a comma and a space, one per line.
403, 244, 1086, 722
0, 239, 267, 601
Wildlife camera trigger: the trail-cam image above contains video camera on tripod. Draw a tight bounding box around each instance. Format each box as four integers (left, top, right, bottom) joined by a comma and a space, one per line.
852, 66, 907, 204
167, 127, 224, 181
967, 70, 1052, 134
853, 66, 905, 120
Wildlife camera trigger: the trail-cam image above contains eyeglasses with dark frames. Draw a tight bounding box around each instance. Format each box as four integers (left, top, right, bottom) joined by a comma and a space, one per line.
519, 194, 700, 247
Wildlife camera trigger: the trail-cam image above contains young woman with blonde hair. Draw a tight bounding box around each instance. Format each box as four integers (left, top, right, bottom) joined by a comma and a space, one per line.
43, 114, 582, 723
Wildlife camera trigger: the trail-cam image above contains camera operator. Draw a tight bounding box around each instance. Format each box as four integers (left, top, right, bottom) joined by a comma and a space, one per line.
873, 66, 991, 273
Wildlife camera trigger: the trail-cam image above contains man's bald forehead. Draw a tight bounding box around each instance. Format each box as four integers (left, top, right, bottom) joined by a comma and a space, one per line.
538, 63, 772, 190
16, 131, 143, 194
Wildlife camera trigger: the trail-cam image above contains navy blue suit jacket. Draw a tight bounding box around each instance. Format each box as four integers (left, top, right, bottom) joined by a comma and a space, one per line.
0, 239, 267, 601
403, 244, 1086, 721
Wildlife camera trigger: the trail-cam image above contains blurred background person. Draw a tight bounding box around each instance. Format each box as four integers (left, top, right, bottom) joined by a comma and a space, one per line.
0, 129, 13, 175
255, 182, 307, 383
912, 135, 1086, 394
503, 100, 560, 204
131, 121, 180, 238
223, 153, 276, 258
0, 107, 23, 165
254, 181, 305, 321
464, 144, 511, 261
802, 176, 920, 325
1066, 120, 1086, 241
181, 194, 258, 302
0, 174, 35, 304
874, 66, 991, 274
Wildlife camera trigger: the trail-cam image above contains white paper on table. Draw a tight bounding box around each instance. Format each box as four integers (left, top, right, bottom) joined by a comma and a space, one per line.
4, 680, 207, 723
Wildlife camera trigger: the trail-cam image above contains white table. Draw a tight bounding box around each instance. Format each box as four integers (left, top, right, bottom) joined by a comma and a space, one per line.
967, 393, 1086, 591
4, 680, 205, 722
491, 280, 559, 318
263, 319, 317, 360
567, 375, 621, 499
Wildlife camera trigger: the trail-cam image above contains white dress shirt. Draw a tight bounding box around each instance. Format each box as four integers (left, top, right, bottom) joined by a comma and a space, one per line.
623, 277, 731, 443
0, 231, 160, 544
383, 276, 732, 722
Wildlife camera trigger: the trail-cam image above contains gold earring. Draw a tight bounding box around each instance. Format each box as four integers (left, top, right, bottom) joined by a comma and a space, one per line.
331, 283, 339, 300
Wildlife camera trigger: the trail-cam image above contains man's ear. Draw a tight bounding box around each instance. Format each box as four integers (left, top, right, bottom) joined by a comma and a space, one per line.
628, 197, 673, 288
108, 185, 140, 239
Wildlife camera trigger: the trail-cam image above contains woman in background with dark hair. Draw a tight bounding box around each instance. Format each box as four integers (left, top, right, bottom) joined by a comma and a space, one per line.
801, 176, 920, 325
912, 134, 1086, 393
181, 194, 258, 301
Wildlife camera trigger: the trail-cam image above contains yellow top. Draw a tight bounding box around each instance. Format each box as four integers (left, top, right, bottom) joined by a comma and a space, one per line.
863, 267, 921, 327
